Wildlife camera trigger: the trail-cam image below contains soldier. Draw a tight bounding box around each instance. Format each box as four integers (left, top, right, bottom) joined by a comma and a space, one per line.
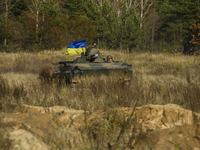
86, 42, 99, 56
107, 55, 113, 63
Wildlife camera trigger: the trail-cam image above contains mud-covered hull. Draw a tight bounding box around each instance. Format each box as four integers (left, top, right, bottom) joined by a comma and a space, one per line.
52, 62, 133, 83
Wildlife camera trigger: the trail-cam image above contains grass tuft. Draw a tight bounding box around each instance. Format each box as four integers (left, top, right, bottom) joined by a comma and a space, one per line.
39, 65, 53, 81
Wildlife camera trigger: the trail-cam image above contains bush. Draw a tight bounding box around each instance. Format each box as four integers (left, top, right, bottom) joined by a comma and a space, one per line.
28, 43, 45, 52
0, 44, 7, 52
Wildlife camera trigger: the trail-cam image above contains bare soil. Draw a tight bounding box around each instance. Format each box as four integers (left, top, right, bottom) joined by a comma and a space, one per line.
1, 104, 200, 149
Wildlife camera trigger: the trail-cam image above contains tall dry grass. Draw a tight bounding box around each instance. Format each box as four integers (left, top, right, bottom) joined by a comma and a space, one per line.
0, 71, 200, 112
0, 50, 200, 111
1, 50, 200, 149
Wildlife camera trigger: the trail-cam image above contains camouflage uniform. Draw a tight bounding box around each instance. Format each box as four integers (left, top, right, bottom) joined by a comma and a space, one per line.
87, 47, 98, 56
86, 47, 98, 56
107, 55, 113, 62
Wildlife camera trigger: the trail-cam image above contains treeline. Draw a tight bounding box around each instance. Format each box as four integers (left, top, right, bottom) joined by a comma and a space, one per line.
0, 0, 200, 52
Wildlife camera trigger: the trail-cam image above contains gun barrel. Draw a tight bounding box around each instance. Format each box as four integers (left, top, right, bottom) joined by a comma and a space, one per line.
52, 61, 74, 65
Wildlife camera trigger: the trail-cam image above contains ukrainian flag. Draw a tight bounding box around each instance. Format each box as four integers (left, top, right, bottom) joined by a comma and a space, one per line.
65, 39, 86, 56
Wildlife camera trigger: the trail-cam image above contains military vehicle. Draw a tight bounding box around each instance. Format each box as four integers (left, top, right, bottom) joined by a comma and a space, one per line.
51, 52, 133, 85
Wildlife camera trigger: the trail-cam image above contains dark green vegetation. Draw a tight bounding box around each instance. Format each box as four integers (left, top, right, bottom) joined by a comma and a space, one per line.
0, 0, 200, 52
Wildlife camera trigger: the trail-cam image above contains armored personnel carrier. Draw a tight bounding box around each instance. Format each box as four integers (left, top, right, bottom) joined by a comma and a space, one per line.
52, 52, 133, 85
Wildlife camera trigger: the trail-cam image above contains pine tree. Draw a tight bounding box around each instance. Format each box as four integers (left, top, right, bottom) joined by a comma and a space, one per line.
119, 6, 142, 50
64, 0, 84, 17
40, 0, 65, 49
97, 0, 119, 49
84, 0, 101, 22
11, 0, 29, 18
157, 0, 200, 47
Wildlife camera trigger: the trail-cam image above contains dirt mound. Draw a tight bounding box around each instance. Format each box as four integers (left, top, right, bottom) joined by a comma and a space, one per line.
1, 113, 57, 137
0, 113, 56, 150
0, 105, 87, 149
57, 104, 196, 131
0, 104, 200, 149
13, 104, 85, 115
135, 125, 200, 150
9, 129, 49, 150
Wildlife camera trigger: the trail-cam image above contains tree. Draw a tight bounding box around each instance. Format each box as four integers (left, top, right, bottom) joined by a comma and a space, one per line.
10, 0, 29, 17
97, 0, 119, 49
63, 0, 84, 17
143, 8, 162, 51
119, 6, 142, 50
190, 15, 200, 46
114, 0, 153, 29
136, 0, 153, 29
157, 0, 200, 47
181, 15, 200, 54
0, 0, 19, 46
84, 0, 101, 22
28, 0, 43, 42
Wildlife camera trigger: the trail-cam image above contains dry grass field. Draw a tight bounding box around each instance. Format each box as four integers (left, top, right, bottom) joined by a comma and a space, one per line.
0, 50, 200, 111
1, 50, 200, 149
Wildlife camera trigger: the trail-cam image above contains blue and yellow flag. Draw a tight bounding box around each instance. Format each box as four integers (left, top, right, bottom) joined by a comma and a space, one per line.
65, 40, 86, 56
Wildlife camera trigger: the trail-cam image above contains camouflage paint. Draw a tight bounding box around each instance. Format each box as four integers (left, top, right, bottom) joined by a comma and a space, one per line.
52, 53, 133, 83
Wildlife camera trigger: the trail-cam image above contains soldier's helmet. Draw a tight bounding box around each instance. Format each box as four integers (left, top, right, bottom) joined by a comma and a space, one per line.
107, 55, 113, 60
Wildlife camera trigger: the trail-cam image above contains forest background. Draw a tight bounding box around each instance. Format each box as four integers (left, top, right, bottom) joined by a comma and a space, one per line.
0, 0, 200, 53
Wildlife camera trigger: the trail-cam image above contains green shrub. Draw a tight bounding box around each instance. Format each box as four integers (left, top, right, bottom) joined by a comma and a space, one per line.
0, 44, 7, 52
28, 43, 45, 52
